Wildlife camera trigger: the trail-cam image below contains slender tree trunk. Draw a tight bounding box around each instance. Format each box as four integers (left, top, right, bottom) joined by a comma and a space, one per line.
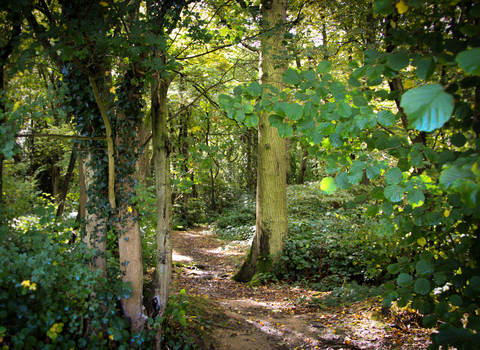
234, 0, 288, 283
299, 148, 308, 184
57, 147, 77, 217
285, 137, 292, 184
151, 76, 173, 349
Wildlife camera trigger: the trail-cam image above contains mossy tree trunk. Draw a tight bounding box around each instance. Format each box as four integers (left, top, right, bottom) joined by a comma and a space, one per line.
234, 0, 288, 283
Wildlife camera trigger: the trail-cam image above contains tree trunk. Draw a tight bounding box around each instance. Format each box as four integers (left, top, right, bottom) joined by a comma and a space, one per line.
234, 0, 288, 283
299, 148, 308, 184
246, 128, 255, 193
151, 76, 173, 349
57, 147, 77, 218
114, 69, 146, 333
82, 154, 107, 278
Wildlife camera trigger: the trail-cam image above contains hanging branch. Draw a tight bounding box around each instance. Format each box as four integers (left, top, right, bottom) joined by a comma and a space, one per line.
88, 76, 116, 209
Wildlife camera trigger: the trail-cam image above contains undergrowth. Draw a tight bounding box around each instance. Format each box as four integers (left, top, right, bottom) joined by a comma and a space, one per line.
216, 182, 405, 288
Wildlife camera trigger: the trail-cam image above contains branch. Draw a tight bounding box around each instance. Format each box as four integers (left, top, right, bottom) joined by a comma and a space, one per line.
88, 76, 116, 209
15, 133, 107, 141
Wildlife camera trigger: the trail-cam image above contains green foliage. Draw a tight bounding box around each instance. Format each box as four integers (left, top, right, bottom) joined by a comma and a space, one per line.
0, 205, 145, 349
277, 183, 404, 287
214, 193, 256, 240
148, 289, 197, 350
312, 282, 386, 308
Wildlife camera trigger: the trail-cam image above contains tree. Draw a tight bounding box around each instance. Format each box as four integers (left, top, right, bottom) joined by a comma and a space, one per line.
233, 0, 288, 283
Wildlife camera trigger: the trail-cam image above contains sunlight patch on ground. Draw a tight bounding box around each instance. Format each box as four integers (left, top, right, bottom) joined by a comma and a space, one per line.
205, 247, 245, 256
172, 249, 193, 262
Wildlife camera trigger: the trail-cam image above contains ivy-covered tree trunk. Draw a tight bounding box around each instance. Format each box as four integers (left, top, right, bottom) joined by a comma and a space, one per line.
115, 70, 146, 333
234, 0, 288, 283
151, 75, 173, 349
82, 154, 107, 278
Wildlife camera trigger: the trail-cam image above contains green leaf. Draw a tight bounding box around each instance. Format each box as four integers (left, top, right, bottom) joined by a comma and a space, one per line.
285, 103, 303, 121
316, 61, 332, 74
371, 187, 385, 199
415, 57, 435, 81
467, 315, 480, 330
246, 82, 263, 97
451, 133, 467, 147
397, 273, 413, 287
470, 276, 480, 291
283, 68, 302, 85
385, 167, 403, 185
407, 188, 425, 206
320, 177, 337, 194
352, 95, 368, 107
450, 294, 463, 306
377, 110, 396, 126
400, 84, 454, 132
414, 278, 431, 295
455, 48, 480, 75
278, 123, 293, 137
242, 104, 254, 114
329, 132, 344, 148
302, 69, 316, 82
387, 263, 400, 274
373, 0, 394, 15
336, 172, 351, 189
460, 181, 480, 208
367, 204, 379, 216
387, 52, 410, 71
416, 259, 434, 275
439, 166, 473, 190
384, 184, 404, 202
423, 314, 437, 328
338, 102, 352, 118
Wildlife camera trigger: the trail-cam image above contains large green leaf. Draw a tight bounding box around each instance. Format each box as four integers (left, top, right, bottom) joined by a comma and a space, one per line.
460, 181, 480, 208
376, 110, 396, 126
439, 166, 473, 190
397, 273, 413, 287
407, 188, 425, 206
414, 278, 431, 295
455, 48, 480, 75
384, 184, 404, 202
316, 61, 332, 74
415, 57, 435, 81
285, 103, 303, 121
416, 259, 434, 275
387, 52, 410, 71
385, 167, 403, 185
400, 84, 454, 132
283, 68, 302, 85
320, 177, 337, 194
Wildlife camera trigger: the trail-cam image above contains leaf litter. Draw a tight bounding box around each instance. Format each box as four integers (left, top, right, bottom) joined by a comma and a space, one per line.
170, 228, 432, 349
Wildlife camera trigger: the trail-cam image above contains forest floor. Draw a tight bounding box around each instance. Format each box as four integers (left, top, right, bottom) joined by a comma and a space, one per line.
169, 227, 433, 350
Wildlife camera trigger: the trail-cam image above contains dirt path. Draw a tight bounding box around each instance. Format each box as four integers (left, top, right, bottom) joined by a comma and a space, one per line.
171, 228, 432, 350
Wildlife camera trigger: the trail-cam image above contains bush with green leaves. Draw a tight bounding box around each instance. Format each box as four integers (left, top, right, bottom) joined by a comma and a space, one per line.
0, 205, 150, 349
214, 192, 256, 240
274, 183, 405, 287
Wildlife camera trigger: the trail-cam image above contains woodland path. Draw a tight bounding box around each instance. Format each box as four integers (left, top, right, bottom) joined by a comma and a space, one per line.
170, 228, 432, 350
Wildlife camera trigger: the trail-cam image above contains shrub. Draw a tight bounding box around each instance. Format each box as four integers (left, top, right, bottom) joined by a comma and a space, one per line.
0, 206, 140, 349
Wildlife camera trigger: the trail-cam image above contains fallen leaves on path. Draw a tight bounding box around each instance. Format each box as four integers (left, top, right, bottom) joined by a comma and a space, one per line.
170, 228, 432, 350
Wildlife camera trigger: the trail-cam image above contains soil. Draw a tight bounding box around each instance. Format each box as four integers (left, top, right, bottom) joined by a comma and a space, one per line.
170, 227, 432, 350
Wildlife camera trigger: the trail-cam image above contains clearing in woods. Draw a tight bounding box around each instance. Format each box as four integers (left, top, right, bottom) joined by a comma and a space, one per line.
166, 228, 432, 350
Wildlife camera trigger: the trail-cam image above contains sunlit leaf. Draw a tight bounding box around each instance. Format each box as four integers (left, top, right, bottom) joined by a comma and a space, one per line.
401, 84, 454, 132
320, 177, 337, 194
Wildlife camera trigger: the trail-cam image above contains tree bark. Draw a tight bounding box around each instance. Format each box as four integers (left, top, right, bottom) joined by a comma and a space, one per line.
299, 148, 308, 184
57, 147, 77, 218
151, 75, 173, 349
234, 0, 288, 283
82, 154, 107, 278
